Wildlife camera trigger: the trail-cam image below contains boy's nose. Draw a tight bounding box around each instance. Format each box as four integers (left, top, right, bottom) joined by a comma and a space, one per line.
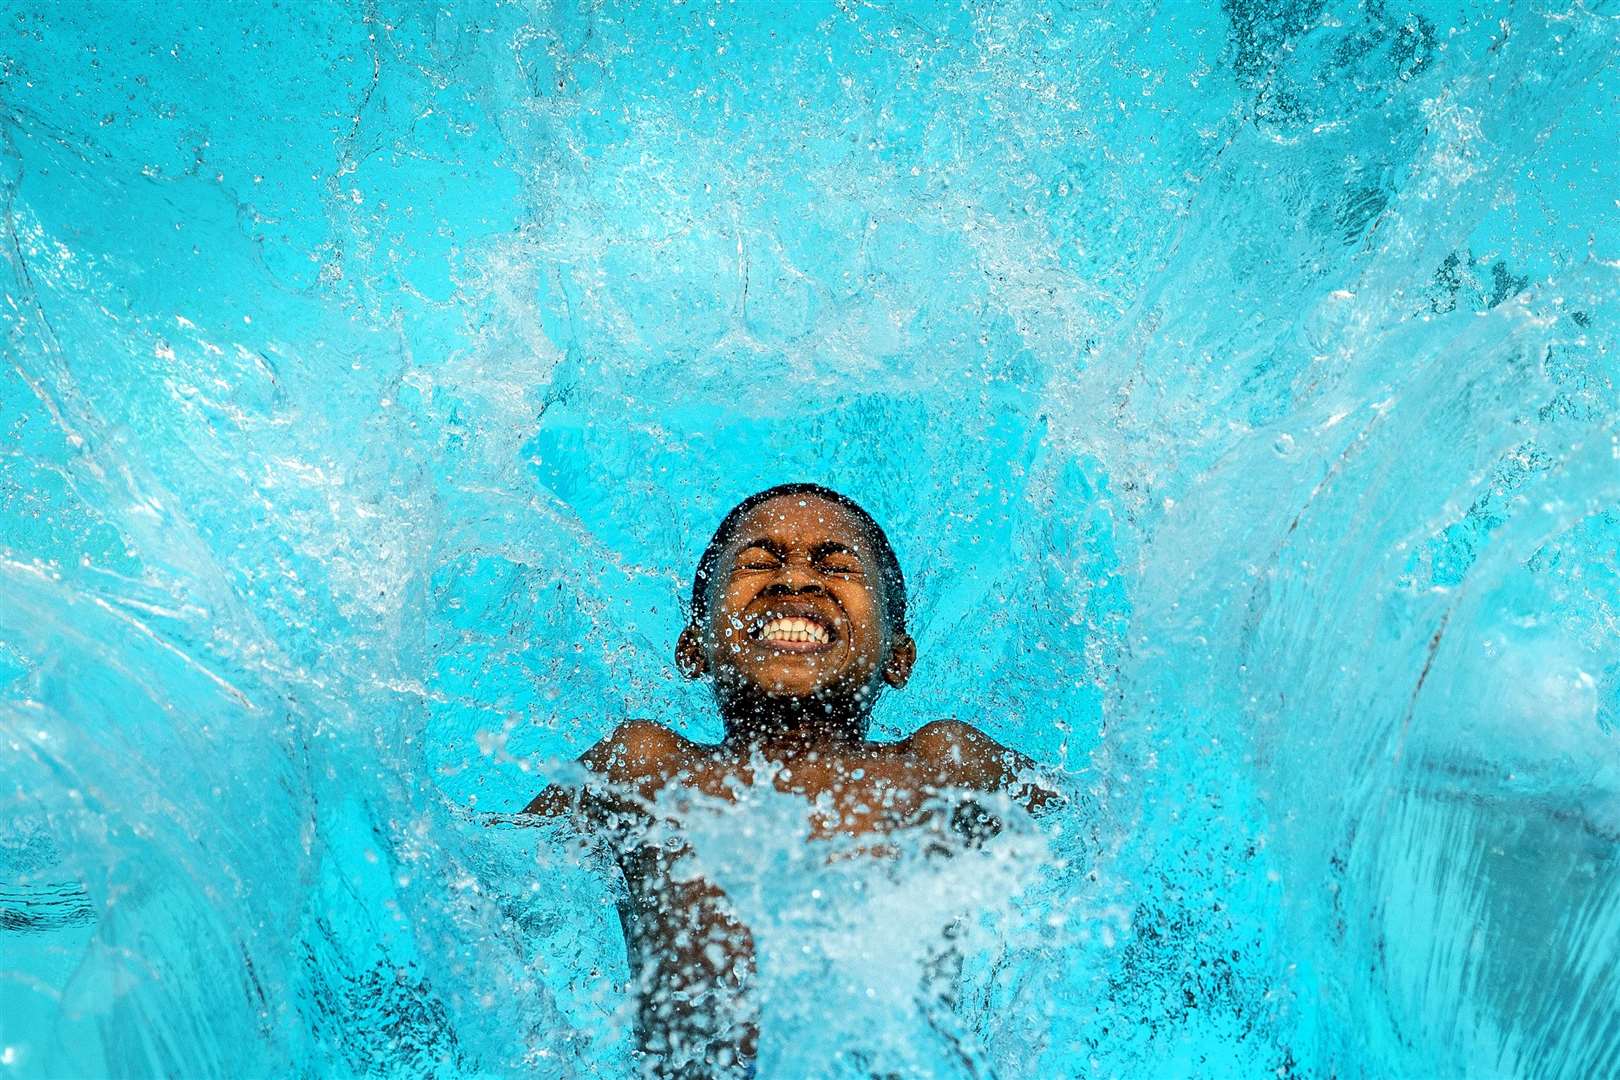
762, 575, 825, 596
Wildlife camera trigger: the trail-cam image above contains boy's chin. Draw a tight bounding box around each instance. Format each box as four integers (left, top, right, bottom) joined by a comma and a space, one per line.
720, 665, 849, 702
750, 673, 839, 699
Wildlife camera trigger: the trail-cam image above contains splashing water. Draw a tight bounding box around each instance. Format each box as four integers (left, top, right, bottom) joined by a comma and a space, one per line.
2, 1, 1618, 1077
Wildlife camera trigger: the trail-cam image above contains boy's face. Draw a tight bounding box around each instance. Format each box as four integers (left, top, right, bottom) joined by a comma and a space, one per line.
679, 495, 914, 705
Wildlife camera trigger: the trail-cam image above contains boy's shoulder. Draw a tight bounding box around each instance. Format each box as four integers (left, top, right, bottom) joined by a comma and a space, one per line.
520, 721, 703, 819
903, 718, 992, 763
899, 719, 1014, 790
603, 719, 692, 757
581, 720, 701, 795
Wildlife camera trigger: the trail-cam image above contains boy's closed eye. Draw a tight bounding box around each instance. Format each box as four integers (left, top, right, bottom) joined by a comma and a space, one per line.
733, 550, 780, 573
732, 540, 784, 574
809, 542, 865, 576
730, 542, 864, 577
733, 558, 864, 576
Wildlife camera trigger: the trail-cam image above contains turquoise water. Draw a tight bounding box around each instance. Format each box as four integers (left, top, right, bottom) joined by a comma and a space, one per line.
2, 0, 1619, 1076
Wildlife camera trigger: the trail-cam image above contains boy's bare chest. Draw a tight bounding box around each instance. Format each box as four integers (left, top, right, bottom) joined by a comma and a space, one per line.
611, 751, 968, 960
677, 753, 946, 840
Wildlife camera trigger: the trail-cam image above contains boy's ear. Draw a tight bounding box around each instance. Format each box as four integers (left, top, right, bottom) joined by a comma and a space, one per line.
883, 632, 916, 689
675, 624, 708, 680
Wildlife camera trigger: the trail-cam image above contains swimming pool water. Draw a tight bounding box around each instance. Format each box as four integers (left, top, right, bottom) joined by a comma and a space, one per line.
2, 1, 1618, 1076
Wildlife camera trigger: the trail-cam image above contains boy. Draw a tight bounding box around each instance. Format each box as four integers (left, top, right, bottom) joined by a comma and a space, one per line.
523, 483, 1053, 1077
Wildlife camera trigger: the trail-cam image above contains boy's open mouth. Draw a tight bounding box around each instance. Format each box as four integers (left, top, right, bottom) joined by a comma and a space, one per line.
747, 606, 838, 653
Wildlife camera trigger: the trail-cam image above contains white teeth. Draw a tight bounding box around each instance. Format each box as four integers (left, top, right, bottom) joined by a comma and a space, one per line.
759, 616, 829, 644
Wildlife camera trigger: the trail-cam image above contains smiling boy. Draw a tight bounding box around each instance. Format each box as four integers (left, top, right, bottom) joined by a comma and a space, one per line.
523, 482, 1053, 1078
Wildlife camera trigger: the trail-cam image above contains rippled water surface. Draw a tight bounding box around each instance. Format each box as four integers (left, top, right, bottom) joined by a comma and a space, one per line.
3, 1, 1619, 1077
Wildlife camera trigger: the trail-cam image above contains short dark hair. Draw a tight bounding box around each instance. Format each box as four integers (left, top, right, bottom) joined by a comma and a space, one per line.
688, 483, 907, 634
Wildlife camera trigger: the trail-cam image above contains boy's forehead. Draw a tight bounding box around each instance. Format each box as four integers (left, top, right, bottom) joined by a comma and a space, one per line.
729, 495, 869, 549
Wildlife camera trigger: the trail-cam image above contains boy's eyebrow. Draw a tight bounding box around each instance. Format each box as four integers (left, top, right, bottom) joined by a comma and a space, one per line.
735, 537, 787, 559
809, 540, 859, 561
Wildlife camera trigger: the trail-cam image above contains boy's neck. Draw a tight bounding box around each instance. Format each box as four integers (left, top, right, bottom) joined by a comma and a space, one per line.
717, 690, 871, 754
